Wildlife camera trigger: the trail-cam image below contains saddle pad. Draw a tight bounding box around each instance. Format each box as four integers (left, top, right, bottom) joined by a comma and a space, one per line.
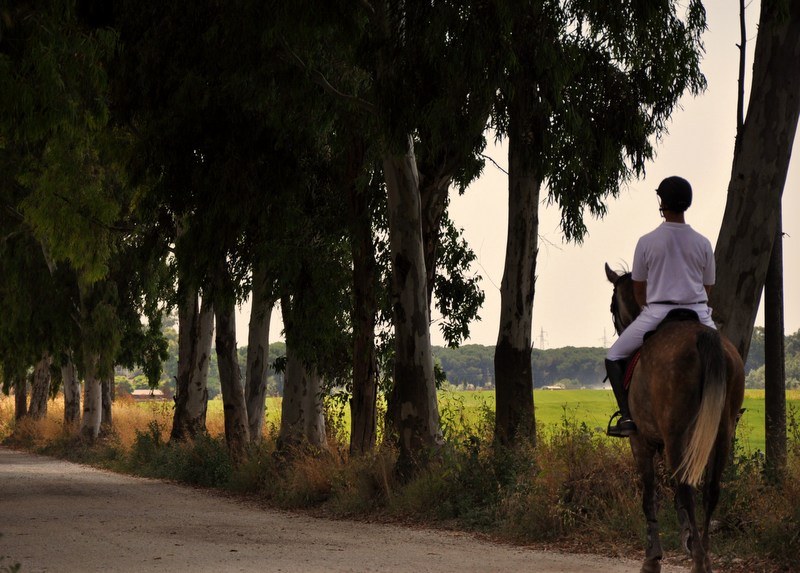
624, 351, 641, 391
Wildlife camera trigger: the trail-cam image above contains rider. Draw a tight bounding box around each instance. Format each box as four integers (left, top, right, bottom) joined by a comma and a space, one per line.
605, 176, 717, 437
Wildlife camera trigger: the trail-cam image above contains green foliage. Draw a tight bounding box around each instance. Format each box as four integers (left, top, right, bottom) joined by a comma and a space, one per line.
433, 213, 485, 348
491, 0, 707, 242
743, 327, 800, 389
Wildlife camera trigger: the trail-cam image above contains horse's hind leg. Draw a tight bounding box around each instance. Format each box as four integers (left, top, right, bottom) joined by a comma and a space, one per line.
673, 486, 692, 555
699, 440, 731, 571
633, 440, 662, 573
675, 482, 711, 573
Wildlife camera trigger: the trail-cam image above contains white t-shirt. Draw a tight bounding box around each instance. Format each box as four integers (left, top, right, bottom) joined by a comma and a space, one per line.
631, 222, 714, 305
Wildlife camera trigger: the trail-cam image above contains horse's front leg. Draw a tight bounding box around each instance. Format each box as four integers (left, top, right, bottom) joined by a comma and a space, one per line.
632, 439, 662, 573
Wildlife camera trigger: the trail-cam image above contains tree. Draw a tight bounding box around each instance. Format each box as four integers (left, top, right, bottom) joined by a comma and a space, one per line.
28, 354, 52, 420
171, 281, 213, 442
244, 257, 275, 443
492, 0, 707, 446
730, 1, 791, 477
276, 0, 497, 470
0, 1, 125, 438
712, 1, 800, 361
764, 207, 787, 475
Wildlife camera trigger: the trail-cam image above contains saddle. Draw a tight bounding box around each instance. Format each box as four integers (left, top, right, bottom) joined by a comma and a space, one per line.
623, 308, 700, 390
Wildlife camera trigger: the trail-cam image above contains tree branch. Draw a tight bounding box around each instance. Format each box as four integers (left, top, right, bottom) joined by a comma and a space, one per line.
481, 153, 509, 176
282, 41, 376, 115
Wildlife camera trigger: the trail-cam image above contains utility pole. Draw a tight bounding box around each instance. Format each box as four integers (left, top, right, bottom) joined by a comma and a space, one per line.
538, 328, 547, 350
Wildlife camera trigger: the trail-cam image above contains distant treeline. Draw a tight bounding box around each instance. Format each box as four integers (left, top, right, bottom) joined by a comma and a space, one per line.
433, 327, 800, 391
433, 345, 607, 390
120, 327, 799, 397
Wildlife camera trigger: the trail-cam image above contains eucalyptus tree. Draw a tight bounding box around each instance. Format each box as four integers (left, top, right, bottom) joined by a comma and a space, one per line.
112, 0, 344, 454
0, 0, 134, 438
711, 0, 800, 361
0, 228, 73, 418
490, 0, 707, 445
275, 0, 500, 469
113, 2, 250, 455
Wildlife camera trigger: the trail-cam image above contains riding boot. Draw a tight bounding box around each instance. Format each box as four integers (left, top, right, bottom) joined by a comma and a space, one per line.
606, 358, 637, 437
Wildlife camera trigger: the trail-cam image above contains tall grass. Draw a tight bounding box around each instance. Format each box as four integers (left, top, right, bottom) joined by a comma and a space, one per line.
2, 392, 798, 572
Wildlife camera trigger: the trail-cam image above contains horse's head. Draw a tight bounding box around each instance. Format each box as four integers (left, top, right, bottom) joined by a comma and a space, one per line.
605, 263, 641, 335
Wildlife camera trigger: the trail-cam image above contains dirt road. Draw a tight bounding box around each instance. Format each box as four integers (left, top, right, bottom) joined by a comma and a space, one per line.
0, 448, 689, 573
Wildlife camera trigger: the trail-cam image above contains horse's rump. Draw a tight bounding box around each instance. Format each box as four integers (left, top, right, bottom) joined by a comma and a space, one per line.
631, 322, 729, 486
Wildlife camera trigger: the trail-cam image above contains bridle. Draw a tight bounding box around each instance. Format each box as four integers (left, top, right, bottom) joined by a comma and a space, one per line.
610, 272, 640, 336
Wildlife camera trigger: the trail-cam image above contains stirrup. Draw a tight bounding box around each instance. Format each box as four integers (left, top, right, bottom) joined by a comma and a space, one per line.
607, 411, 637, 438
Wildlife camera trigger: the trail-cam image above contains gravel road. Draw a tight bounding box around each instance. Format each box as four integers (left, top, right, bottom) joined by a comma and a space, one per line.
0, 447, 690, 573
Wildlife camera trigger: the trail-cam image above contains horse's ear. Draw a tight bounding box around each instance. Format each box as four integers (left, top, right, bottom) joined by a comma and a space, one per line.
605, 263, 619, 285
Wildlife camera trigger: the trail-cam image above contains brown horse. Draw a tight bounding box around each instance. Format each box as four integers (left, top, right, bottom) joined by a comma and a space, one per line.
605, 264, 745, 573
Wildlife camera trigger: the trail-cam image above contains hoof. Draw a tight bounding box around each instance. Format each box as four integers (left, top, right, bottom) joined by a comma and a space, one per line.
681, 528, 692, 555
640, 559, 661, 573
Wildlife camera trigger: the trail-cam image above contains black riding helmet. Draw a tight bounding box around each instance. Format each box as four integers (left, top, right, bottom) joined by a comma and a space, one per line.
656, 176, 692, 212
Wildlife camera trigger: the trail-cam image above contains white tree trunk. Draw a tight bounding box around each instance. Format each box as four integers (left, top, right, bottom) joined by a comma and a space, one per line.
171, 288, 213, 441
61, 352, 81, 426
278, 346, 327, 450
215, 298, 250, 460
81, 354, 102, 440
28, 353, 52, 420
383, 135, 441, 471
189, 298, 214, 423
245, 260, 273, 443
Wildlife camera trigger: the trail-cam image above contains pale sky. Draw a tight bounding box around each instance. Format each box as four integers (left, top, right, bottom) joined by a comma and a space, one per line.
239, 1, 799, 350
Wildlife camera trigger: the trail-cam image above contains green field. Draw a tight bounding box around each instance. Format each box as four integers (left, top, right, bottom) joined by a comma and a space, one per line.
205, 389, 799, 454
438, 389, 800, 454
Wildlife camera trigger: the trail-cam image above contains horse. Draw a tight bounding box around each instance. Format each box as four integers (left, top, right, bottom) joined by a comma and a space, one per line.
605, 263, 745, 573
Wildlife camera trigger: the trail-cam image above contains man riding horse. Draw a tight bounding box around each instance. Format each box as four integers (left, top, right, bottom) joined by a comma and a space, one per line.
605, 176, 717, 437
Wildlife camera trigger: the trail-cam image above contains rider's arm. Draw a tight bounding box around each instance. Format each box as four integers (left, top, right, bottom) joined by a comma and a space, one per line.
633, 280, 647, 308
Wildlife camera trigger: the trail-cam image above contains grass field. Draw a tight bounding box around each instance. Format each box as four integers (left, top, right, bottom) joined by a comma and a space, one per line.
437, 388, 800, 454
203, 388, 799, 454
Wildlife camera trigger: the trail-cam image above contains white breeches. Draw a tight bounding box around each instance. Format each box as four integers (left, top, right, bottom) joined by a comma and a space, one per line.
606, 303, 716, 361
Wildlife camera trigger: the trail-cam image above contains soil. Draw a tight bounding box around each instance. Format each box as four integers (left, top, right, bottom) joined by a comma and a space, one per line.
0, 447, 694, 573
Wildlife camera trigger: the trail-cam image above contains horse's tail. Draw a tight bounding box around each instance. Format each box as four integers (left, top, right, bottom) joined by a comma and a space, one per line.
674, 328, 727, 487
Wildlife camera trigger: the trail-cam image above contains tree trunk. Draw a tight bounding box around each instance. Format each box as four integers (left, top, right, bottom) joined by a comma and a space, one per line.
349, 176, 379, 456
383, 136, 441, 473
13, 376, 27, 420
101, 374, 113, 431
171, 285, 212, 442
493, 59, 541, 447
419, 173, 451, 311
278, 341, 327, 451
764, 207, 786, 476
62, 352, 81, 426
215, 297, 250, 461
712, 3, 800, 360
245, 258, 274, 443
28, 353, 52, 420
81, 353, 102, 440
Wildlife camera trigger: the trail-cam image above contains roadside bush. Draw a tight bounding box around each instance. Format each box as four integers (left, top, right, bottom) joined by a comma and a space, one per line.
127, 421, 233, 487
